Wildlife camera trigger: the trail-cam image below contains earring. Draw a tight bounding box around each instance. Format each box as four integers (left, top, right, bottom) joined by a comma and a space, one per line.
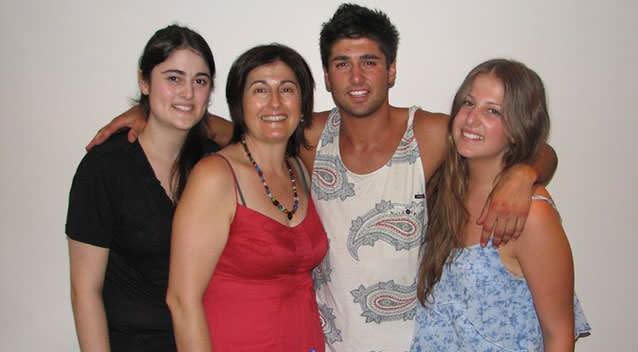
300, 114, 305, 123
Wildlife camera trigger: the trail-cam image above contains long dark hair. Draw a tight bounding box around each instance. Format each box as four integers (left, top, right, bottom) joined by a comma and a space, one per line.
138, 24, 216, 201
226, 43, 314, 156
417, 59, 550, 306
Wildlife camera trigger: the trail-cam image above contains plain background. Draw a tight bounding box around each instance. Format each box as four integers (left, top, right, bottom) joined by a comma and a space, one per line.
1, 0, 636, 350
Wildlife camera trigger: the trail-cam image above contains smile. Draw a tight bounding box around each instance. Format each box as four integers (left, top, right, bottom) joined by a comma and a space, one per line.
348, 89, 368, 97
173, 104, 194, 112
261, 115, 287, 122
462, 130, 483, 141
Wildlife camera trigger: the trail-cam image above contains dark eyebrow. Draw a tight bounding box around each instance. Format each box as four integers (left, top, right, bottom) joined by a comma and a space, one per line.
161, 69, 211, 78
360, 54, 381, 60
247, 79, 299, 87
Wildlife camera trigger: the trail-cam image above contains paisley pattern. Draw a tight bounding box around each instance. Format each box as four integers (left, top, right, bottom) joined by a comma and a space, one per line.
312, 250, 333, 289
351, 280, 417, 323
347, 200, 424, 260
319, 109, 341, 146
312, 154, 355, 201
388, 122, 420, 166
318, 303, 343, 344
410, 243, 591, 351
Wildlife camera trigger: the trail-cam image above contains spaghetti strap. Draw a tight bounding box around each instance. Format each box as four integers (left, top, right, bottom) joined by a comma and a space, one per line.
531, 194, 556, 209
291, 157, 310, 195
212, 154, 247, 206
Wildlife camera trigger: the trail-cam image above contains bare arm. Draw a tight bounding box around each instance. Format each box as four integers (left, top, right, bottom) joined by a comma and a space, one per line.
515, 188, 575, 351
86, 107, 233, 151
478, 143, 558, 246
166, 155, 235, 352
68, 239, 110, 352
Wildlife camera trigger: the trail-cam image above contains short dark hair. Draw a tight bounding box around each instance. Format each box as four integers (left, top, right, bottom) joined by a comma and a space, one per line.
226, 44, 315, 156
320, 3, 399, 68
138, 24, 216, 201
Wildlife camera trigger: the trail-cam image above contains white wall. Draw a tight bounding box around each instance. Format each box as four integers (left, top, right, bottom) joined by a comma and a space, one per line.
1, 0, 635, 350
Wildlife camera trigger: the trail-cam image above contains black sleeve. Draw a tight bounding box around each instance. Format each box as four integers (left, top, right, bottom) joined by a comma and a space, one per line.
65, 151, 117, 248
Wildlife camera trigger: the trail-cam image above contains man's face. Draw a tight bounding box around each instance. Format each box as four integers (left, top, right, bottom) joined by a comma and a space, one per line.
324, 37, 396, 118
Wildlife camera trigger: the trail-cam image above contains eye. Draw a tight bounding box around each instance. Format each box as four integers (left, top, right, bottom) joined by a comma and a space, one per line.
362, 60, 377, 67
280, 85, 297, 94
487, 108, 503, 116
166, 75, 180, 84
194, 78, 209, 87
462, 99, 474, 107
334, 61, 349, 69
253, 86, 269, 94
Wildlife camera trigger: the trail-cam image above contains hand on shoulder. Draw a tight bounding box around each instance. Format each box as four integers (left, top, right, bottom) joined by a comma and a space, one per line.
412, 109, 450, 179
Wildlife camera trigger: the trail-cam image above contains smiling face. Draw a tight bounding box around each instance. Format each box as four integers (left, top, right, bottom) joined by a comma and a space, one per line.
324, 37, 396, 118
139, 48, 212, 132
242, 60, 302, 145
452, 73, 510, 162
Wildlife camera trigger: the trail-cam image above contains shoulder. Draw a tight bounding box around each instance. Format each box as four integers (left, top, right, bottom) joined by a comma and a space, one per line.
412, 109, 449, 137
307, 110, 330, 145
411, 108, 450, 178
76, 132, 133, 174
515, 186, 567, 254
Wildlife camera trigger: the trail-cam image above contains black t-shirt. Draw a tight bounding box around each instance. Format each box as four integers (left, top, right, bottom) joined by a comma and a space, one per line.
66, 131, 219, 350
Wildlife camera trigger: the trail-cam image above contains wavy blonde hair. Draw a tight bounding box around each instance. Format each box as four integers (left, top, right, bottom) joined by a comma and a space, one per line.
417, 59, 550, 305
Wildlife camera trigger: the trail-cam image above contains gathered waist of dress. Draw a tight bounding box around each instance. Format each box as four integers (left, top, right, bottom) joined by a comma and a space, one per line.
205, 271, 314, 299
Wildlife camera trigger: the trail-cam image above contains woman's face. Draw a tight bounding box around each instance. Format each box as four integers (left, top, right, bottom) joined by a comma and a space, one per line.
139, 48, 212, 132
241, 60, 302, 145
452, 73, 509, 161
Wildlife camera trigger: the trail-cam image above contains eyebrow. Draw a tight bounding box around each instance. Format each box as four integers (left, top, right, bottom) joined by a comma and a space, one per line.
331, 54, 382, 62
161, 69, 211, 78
247, 79, 299, 87
466, 94, 502, 106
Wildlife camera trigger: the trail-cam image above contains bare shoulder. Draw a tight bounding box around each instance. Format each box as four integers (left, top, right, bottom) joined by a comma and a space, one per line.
187, 153, 235, 197
515, 186, 567, 253
413, 109, 449, 136
412, 109, 450, 178
307, 111, 330, 145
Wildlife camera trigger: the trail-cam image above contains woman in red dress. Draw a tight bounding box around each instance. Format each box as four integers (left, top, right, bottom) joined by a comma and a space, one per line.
167, 44, 327, 352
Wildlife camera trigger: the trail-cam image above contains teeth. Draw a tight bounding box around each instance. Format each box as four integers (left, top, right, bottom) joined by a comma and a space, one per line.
349, 90, 367, 96
261, 115, 287, 122
173, 105, 193, 112
462, 131, 483, 140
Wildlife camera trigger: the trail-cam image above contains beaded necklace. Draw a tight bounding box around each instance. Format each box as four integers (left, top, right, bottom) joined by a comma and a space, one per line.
240, 138, 299, 220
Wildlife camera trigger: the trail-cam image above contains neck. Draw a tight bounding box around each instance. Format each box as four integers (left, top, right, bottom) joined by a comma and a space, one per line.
466, 156, 504, 193
241, 135, 289, 174
139, 120, 188, 163
339, 103, 394, 147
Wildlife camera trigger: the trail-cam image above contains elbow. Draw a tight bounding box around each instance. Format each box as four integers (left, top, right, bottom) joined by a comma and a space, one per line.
166, 286, 197, 319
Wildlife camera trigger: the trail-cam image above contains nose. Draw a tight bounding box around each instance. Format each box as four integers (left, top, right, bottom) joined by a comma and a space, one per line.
270, 90, 281, 108
465, 106, 480, 126
350, 63, 364, 85
180, 82, 194, 99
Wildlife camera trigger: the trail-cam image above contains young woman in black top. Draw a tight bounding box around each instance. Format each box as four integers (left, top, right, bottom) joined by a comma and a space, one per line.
65, 24, 217, 351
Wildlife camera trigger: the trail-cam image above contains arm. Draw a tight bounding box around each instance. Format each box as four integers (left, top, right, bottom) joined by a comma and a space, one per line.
86, 108, 233, 151
479, 143, 558, 246
515, 189, 575, 351
166, 156, 235, 352
412, 109, 450, 180
68, 239, 110, 352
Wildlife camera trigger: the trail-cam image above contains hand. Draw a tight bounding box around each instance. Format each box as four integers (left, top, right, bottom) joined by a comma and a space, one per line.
478, 164, 537, 247
85, 106, 146, 151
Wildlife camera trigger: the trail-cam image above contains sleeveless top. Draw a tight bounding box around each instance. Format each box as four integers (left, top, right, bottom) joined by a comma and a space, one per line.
312, 106, 426, 351
410, 195, 591, 351
203, 155, 328, 352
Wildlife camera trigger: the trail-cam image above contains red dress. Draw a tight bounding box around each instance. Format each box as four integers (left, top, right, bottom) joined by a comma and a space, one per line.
203, 194, 328, 352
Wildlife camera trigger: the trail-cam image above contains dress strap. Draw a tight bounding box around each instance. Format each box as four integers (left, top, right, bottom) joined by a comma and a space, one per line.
212, 154, 247, 206
531, 194, 556, 209
290, 156, 310, 195
406, 105, 420, 127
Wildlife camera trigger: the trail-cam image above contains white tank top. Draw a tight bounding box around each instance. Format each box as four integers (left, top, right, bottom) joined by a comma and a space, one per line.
312, 106, 427, 352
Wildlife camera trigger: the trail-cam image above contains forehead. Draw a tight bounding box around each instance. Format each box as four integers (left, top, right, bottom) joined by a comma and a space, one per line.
329, 37, 385, 60
470, 73, 504, 101
246, 60, 298, 83
156, 48, 209, 73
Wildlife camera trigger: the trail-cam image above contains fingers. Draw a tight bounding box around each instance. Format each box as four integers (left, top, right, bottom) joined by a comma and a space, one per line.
127, 128, 139, 143
85, 129, 106, 151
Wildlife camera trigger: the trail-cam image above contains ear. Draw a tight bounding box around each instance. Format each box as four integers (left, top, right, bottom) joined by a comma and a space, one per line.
138, 70, 150, 95
323, 69, 332, 92
387, 62, 397, 88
